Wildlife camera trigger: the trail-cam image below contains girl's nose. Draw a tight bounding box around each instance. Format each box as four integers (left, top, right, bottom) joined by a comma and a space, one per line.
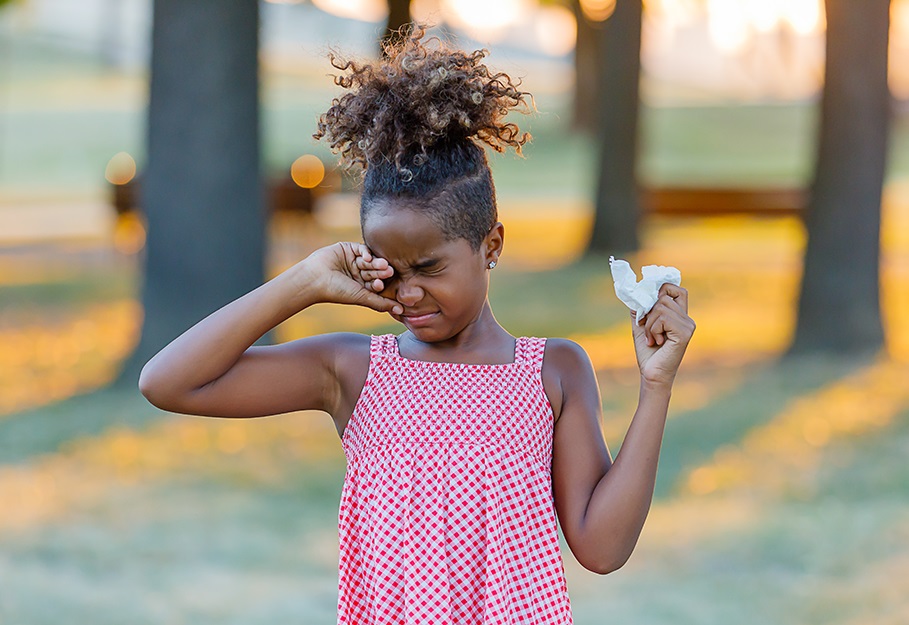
395, 280, 424, 307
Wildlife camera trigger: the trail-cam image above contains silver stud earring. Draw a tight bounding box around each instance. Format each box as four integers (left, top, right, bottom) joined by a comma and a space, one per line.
487, 260, 497, 270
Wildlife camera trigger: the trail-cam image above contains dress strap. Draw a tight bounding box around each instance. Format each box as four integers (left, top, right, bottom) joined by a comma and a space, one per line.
515, 336, 547, 373
370, 333, 398, 359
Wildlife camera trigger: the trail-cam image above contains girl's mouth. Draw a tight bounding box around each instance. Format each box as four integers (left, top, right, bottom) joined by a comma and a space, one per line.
401, 312, 439, 327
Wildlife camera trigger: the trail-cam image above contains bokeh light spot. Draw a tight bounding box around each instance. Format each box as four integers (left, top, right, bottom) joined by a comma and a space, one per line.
291, 155, 326, 189
104, 152, 137, 185
580, 0, 617, 23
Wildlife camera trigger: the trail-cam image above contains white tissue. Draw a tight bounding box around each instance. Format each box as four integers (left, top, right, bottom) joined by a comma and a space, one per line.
609, 256, 682, 324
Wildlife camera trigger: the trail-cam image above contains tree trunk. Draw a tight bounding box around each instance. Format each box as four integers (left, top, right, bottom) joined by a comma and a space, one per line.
586, 0, 642, 255
572, 1, 601, 134
115, 0, 266, 387
789, 0, 891, 356
382, 0, 412, 53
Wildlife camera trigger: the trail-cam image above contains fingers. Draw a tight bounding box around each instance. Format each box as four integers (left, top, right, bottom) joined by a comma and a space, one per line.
641, 288, 691, 347
356, 243, 372, 263
355, 253, 394, 284
355, 254, 387, 271
360, 291, 403, 315
658, 283, 688, 313
351, 248, 394, 293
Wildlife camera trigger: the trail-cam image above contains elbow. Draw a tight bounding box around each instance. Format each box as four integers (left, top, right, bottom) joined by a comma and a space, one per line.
575, 540, 635, 576
586, 551, 632, 576
137, 367, 161, 407
579, 550, 631, 576
137, 362, 173, 410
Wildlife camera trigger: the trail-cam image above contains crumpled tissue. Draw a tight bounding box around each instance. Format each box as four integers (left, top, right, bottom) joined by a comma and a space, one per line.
609, 256, 682, 324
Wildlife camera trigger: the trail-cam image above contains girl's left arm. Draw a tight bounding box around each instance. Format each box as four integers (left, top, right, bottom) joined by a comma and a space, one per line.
546, 283, 694, 575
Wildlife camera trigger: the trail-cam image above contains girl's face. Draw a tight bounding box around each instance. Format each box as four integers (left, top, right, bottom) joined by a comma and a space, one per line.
362, 201, 502, 343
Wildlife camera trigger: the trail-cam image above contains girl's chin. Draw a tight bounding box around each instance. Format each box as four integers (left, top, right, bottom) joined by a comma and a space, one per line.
399, 323, 453, 344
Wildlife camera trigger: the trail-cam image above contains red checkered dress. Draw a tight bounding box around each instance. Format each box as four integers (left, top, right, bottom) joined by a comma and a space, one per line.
337, 334, 573, 624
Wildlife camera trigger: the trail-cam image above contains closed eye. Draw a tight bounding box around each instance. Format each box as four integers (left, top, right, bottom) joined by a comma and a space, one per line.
413, 259, 441, 273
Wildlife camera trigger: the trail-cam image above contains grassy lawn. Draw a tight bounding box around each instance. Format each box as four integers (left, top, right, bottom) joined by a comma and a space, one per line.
3, 202, 909, 623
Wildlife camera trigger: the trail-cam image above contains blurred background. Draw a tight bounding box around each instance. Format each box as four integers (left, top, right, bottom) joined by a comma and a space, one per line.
1, 0, 908, 623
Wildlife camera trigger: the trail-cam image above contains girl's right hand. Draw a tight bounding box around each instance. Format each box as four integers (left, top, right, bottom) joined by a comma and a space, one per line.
299, 242, 402, 314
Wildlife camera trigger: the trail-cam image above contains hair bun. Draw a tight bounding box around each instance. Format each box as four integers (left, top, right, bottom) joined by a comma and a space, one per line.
314, 25, 533, 172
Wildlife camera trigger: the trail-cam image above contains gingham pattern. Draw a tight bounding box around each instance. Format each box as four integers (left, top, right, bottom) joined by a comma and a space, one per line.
337, 334, 573, 625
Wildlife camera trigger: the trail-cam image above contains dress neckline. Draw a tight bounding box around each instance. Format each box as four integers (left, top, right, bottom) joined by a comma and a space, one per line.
392, 334, 521, 368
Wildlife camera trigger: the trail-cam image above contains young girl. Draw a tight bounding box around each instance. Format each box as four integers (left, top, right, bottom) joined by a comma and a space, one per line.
139, 28, 695, 625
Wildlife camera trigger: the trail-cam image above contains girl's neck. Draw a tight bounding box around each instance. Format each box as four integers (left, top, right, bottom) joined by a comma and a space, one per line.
398, 303, 515, 365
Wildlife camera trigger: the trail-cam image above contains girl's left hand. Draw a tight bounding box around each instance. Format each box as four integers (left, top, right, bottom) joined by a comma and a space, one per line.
630, 283, 696, 387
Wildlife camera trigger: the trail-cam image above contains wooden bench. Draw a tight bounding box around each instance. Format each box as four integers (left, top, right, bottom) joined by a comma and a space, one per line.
642, 187, 806, 217
113, 181, 807, 218
110, 175, 339, 217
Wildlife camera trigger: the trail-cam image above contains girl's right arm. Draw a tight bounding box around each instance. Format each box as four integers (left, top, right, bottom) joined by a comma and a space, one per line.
138, 242, 401, 419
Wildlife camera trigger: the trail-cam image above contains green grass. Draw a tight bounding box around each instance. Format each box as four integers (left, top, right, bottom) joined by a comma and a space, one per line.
0, 268, 133, 314
2, 354, 907, 624
0, 388, 153, 464
0, 474, 346, 624
570, 409, 909, 625
2, 247, 908, 624
653, 354, 870, 498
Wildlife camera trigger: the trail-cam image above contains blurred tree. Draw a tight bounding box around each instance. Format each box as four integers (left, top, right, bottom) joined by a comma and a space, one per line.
382, 0, 412, 52
571, 0, 600, 133
789, 0, 892, 356
584, 0, 643, 255
116, 0, 266, 386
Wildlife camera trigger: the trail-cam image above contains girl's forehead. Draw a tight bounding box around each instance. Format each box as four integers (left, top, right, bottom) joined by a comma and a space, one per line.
364, 203, 438, 235
364, 217, 474, 268
364, 204, 443, 247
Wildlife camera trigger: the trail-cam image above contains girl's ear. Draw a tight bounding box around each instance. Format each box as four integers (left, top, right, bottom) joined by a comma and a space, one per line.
484, 222, 505, 266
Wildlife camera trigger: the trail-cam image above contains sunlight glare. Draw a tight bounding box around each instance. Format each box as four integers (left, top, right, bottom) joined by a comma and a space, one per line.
892, 0, 909, 99
707, 0, 751, 54
311, 0, 388, 23
533, 4, 577, 57
744, 0, 781, 34
781, 0, 823, 35
442, 0, 530, 31
895, 0, 909, 33
644, 0, 699, 29
412, 0, 442, 24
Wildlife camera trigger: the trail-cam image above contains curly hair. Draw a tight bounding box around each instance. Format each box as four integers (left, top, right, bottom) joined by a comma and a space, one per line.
313, 25, 533, 250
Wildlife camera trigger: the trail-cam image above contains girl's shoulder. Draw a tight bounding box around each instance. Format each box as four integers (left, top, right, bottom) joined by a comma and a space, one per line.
289, 331, 371, 356
311, 331, 372, 366
539, 338, 597, 423
541, 337, 594, 372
